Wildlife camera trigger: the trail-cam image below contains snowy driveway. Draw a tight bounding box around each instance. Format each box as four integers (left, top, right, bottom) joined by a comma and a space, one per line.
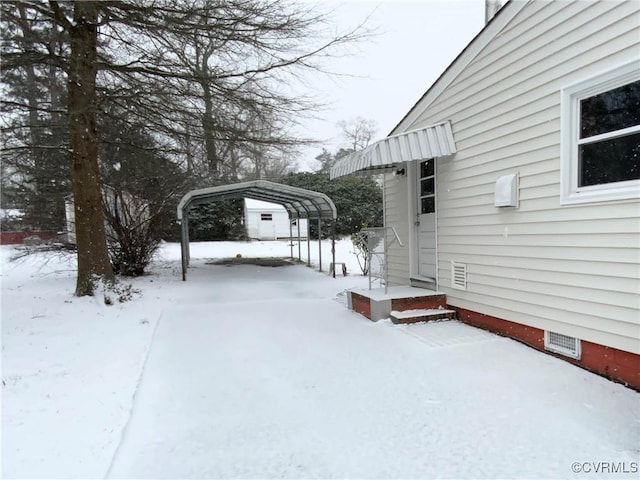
2, 242, 639, 479
106, 263, 640, 479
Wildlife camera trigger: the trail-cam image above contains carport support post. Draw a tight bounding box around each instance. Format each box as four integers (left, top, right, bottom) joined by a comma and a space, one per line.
180, 222, 185, 281
289, 219, 293, 260
297, 218, 301, 261
307, 220, 311, 267
318, 218, 322, 272
186, 217, 190, 264
331, 220, 336, 278
180, 215, 189, 281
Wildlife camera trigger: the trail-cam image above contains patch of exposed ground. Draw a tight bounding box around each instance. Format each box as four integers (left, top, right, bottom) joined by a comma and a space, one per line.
207, 257, 296, 267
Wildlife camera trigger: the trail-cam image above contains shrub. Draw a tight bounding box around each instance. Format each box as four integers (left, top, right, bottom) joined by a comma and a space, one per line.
103, 189, 159, 276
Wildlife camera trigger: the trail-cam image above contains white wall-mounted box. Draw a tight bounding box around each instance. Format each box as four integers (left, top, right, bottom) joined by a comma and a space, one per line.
494, 173, 518, 207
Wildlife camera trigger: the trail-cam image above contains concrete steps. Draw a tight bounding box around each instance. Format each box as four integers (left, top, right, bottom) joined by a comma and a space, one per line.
347, 286, 455, 322
390, 308, 456, 324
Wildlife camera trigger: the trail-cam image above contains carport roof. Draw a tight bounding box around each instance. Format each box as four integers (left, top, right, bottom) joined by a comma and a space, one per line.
177, 180, 337, 221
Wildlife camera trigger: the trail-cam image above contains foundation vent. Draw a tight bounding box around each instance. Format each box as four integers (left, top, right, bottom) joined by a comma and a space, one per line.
545, 331, 581, 359
451, 262, 467, 290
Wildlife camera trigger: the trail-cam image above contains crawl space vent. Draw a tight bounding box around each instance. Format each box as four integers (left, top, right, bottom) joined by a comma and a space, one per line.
545, 331, 581, 359
451, 262, 467, 290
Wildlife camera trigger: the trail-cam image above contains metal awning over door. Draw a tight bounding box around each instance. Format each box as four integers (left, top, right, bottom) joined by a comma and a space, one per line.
330, 121, 456, 179
176, 180, 338, 280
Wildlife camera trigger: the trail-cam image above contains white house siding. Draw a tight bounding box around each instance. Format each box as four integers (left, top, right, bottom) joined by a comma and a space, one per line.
396, 1, 640, 354
383, 172, 411, 286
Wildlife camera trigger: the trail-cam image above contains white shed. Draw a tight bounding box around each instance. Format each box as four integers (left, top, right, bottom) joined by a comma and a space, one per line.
244, 198, 308, 240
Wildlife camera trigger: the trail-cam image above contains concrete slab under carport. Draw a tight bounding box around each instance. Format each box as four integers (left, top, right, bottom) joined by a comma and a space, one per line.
176, 180, 338, 281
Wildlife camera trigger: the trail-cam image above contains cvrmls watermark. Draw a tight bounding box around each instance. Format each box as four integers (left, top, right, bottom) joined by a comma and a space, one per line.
571, 461, 638, 474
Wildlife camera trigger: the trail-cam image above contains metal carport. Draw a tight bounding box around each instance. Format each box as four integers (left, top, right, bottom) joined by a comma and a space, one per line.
176, 180, 338, 281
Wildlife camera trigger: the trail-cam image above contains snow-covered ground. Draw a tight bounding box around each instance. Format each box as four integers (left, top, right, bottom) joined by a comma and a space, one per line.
2, 240, 639, 479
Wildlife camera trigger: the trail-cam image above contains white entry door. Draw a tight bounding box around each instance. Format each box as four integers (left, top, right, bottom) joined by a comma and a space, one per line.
417, 159, 436, 280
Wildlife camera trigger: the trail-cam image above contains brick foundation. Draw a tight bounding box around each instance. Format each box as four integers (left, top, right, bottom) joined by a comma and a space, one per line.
453, 306, 640, 391
351, 292, 371, 319
580, 340, 640, 391
0, 231, 59, 245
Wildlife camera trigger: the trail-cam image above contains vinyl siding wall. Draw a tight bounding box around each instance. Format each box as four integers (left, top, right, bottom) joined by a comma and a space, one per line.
397, 0, 640, 354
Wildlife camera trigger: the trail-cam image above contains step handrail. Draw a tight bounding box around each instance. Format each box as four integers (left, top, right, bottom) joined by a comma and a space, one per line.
390, 226, 404, 247
359, 226, 404, 293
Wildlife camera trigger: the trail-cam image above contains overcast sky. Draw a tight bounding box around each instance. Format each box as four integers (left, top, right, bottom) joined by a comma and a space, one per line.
295, 0, 486, 169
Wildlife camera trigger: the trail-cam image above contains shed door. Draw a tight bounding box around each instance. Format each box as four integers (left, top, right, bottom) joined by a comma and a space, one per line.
417, 159, 436, 280
259, 213, 275, 239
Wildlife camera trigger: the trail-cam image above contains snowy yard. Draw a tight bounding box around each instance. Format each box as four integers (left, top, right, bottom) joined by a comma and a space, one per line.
2, 240, 639, 479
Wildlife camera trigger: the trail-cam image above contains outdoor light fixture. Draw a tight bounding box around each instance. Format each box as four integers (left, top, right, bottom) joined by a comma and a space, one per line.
395, 168, 406, 176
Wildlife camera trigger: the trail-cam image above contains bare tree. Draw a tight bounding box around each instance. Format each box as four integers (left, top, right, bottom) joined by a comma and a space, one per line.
98, 0, 365, 180
1, 0, 366, 297
315, 116, 375, 174
239, 147, 298, 181
337, 116, 378, 151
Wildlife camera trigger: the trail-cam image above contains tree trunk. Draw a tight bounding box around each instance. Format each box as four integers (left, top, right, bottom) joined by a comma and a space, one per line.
18, 5, 50, 229
17, 5, 41, 142
202, 110, 219, 177
199, 48, 220, 178
68, 1, 114, 296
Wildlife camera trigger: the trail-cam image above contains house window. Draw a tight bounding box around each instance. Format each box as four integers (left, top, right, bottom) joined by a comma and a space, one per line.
260, 213, 272, 221
561, 61, 640, 204
419, 159, 435, 214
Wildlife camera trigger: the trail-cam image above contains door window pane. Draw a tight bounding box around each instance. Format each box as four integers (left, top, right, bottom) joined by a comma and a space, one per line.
420, 159, 434, 178
421, 178, 434, 196
421, 196, 435, 214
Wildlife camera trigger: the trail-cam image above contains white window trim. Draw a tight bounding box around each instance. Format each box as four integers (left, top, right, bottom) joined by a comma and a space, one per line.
560, 60, 640, 205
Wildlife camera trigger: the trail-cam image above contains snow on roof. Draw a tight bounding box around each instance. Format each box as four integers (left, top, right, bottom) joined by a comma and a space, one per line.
244, 198, 286, 211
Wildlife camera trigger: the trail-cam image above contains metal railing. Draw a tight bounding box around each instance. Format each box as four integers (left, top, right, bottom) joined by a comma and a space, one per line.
357, 226, 404, 293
